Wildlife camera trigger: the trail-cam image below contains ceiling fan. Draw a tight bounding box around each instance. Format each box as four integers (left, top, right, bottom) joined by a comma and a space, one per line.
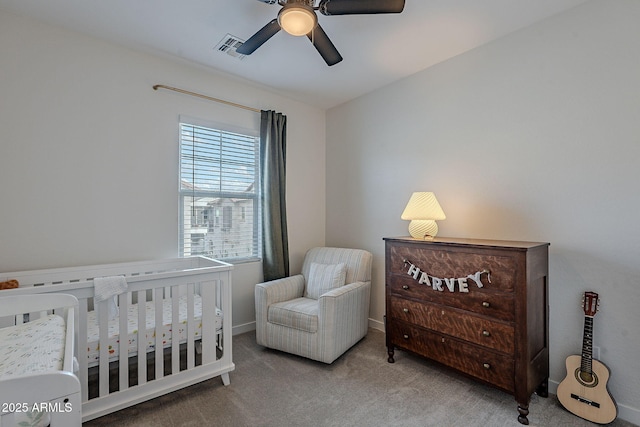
236, 0, 405, 66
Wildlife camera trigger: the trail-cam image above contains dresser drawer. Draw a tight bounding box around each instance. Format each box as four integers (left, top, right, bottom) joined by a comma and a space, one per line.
389, 275, 515, 322
389, 297, 514, 354
388, 244, 517, 293
388, 321, 515, 393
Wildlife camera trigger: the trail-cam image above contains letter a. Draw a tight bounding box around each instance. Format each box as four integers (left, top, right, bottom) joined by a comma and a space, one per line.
418, 272, 431, 286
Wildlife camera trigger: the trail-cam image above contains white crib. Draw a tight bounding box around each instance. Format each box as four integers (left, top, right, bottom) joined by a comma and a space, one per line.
0, 293, 82, 427
0, 257, 233, 422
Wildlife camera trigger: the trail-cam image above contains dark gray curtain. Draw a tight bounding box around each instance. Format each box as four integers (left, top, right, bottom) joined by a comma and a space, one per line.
260, 110, 289, 281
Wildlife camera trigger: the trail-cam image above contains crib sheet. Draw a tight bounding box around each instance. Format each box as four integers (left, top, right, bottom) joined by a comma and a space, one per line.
86, 295, 222, 366
0, 314, 66, 377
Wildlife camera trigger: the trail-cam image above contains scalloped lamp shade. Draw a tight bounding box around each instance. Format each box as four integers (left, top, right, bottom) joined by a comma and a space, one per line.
401, 192, 446, 239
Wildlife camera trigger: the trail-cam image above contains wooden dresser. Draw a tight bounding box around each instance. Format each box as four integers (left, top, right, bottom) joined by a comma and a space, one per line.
384, 237, 549, 425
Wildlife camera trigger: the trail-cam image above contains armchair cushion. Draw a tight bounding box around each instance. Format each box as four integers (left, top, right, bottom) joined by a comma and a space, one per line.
268, 297, 318, 333
305, 262, 346, 299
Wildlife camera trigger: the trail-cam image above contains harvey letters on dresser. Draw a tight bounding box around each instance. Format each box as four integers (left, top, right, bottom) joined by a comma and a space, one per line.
404, 259, 490, 293
384, 237, 550, 425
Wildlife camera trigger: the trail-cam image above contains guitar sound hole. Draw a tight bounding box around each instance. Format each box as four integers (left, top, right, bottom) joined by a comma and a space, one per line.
574, 368, 599, 388
579, 371, 593, 383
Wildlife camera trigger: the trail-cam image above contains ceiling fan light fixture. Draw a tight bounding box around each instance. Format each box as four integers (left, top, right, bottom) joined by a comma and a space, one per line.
278, 4, 317, 36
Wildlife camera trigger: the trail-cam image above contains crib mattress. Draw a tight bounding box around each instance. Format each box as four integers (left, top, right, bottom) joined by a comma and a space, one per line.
0, 314, 66, 378
86, 295, 222, 366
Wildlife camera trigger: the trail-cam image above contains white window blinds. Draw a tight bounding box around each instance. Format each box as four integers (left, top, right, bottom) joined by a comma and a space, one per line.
179, 121, 260, 261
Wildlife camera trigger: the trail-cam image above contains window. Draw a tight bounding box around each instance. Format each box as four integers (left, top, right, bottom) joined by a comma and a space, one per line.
179, 121, 260, 261
222, 206, 233, 232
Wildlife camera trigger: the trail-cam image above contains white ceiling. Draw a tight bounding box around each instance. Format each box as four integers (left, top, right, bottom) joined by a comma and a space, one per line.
0, 0, 590, 109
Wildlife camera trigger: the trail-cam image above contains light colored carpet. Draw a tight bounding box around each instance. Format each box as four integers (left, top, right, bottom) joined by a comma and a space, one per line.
84, 329, 636, 427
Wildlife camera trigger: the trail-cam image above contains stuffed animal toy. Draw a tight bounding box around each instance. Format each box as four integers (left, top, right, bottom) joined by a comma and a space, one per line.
0, 279, 19, 290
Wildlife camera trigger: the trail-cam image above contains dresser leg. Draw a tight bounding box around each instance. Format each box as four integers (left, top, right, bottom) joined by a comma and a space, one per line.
387, 347, 395, 363
536, 378, 549, 398
517, 404, 529, 425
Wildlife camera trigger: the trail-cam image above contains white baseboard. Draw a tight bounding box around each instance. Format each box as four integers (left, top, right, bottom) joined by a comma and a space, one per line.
368, 317, 385, 332
232, 321, 255, 336
616, 403, 640, 426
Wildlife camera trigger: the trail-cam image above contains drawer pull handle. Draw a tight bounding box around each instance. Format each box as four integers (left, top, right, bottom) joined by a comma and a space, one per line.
402, 285, 409, 290
403, 334, 409, 340
482, 330, 491, 337
483, 363, 491, 370
403, 308, 409, 313
482, 301, 491, 308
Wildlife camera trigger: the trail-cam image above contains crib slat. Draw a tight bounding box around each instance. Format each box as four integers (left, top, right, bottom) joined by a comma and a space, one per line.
78, 299, 89, 403
97, 300, 110, 397
137, 290, 147, 386
187, 284, 195, 370
61, 304, 76, 374
171, 288, 180, 375
118, 294, 129, 392
200, 279, 216, 364
217, 278, 224, 351
154, 288, 163, 380
15, 313, 24, 325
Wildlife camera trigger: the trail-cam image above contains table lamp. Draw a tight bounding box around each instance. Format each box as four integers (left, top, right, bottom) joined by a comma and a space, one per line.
401, 192, 446, 239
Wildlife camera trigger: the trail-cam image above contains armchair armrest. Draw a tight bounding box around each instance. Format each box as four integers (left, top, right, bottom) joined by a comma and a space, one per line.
317, 281, 371, 363
255, 274, 305, 305
255, 275, 305, 346
319, 281, 370, 323
320, 280, 368, 300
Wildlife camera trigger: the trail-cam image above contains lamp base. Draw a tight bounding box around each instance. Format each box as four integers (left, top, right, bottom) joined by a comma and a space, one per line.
408, 220, 439, 239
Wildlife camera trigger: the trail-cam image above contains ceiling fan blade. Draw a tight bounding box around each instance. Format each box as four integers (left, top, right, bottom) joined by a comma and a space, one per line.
236, 19, 281, 55
319, 0, 405, 16
307, 24, 343, 66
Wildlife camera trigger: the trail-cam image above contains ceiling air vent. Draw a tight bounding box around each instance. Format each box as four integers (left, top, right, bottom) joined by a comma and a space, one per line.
215, 34, 247, 60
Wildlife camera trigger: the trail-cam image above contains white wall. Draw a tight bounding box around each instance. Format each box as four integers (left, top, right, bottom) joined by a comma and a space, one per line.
326, 0, 640, 423
0, 11, 326, 332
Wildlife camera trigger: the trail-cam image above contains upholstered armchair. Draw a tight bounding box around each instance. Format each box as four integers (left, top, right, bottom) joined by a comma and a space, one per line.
255, 247, 373, 364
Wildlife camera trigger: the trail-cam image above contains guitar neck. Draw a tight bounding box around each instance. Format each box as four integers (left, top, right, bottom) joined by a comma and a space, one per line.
581, 315, 594, 373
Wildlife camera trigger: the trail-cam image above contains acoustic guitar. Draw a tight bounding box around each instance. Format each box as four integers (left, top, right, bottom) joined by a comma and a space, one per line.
557, 291, 617, 424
